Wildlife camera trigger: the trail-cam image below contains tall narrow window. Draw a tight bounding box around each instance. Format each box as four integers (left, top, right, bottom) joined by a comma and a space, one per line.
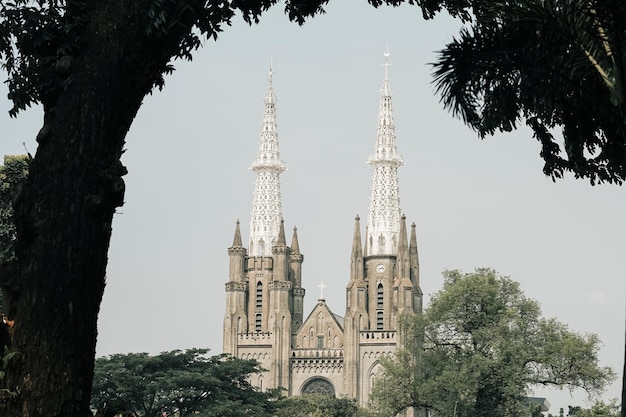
377, 284, 384, 308
255, 313, 262, 332
256, 281, 263, 309
317, 336, 324, 349
377, 311, 383, 330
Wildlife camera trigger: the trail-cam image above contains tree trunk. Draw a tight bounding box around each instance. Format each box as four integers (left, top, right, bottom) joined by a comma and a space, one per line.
0, 1, 204, 415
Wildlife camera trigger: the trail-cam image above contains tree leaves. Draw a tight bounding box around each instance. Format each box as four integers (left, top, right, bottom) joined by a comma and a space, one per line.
91, 349, 279, 417
0, 155, 28, 265
370, 268, 615, 417
431, 0, 626, 184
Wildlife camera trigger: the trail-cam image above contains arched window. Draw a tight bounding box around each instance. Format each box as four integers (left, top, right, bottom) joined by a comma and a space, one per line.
376, 311, 383, 330
378, 234, 385, 247
258, 239, 265, 254
256, 281, 263, 309
255, 313, 262, 332
301, 378, 335, 396
369, 362, 384, 393
377, 283, 384, 308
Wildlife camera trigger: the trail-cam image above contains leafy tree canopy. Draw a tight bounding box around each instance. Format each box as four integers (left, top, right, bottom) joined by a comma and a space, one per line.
432, 0, 626, 184
0, 0, 475, 118
91, 348, 279, 417
0, 155, 28, 265
567, 399, 621, 417
273, 394, 372, 417
370, 269, 615, 417
0, 154, 28, 313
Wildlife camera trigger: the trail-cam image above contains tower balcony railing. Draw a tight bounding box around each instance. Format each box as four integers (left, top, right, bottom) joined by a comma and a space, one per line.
290, 348, 344, 359
237, 331, 273, 344
359, 330, 396, 343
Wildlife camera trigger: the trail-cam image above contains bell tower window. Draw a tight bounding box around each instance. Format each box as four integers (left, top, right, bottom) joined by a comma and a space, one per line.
376, 311, 383, 330
377, 283, 384, 308
256, 281, 263, 309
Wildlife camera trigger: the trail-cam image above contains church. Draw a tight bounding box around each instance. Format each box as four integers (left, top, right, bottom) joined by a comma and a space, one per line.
222, 52, 423, 408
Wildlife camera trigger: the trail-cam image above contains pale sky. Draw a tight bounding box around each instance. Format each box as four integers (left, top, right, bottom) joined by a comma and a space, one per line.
2, 1, 625, 413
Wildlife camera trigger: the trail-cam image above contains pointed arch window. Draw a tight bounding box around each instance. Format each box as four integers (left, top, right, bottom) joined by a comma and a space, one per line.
256, 281, 263, 309
377, 283, 384, 308
376, 311, 383, 330
255, 313, 262, 332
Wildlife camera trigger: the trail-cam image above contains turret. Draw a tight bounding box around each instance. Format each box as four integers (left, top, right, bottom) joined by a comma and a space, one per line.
409, 222, 420, 288
393, 215, 417, 320
269, 219, 292, 390
224, 220, 248, 355
227, 220, 246, 282
344, 216, 370, 398
396, 215, 410, 281
350, 216, 364, 282
289, 226, 303, 287
410, 222, 423, 314
290, 227, 305, 331
271, 219, 289, 281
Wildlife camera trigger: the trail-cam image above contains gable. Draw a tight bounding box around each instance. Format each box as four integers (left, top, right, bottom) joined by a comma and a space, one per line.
295, 301, 344, 349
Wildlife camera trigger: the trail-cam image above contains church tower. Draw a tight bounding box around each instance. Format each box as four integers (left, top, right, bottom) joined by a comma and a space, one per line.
344, 49, 422, 405
223, 53, 422, 409
223, 66, 305, 391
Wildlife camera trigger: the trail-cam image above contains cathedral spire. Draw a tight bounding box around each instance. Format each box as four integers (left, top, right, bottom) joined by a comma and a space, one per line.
249, 64, 286, 257
367, 48, 403, 256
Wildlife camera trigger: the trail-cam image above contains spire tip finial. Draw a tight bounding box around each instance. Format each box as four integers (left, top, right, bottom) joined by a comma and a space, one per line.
383, 45, 391, 81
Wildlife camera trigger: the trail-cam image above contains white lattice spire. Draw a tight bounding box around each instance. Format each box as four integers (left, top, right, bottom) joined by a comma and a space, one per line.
367, 48, 404, 256
249, 64, 286, 257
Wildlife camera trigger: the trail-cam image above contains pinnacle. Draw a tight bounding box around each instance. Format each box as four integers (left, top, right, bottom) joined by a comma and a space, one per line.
232, 219, 243, 247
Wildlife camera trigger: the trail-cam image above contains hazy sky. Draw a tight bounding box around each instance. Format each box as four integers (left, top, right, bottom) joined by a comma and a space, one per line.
2, 1, 625, 413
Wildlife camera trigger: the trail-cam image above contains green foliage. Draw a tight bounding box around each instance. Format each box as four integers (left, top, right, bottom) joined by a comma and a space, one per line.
431, 0, 626, 184
273, 394, 370, 417
567, 400, 621, 417
0, 0, 480, 117
370, 269, 616, 417
369, 321, 425, 416
91, 348, 279, 417
0, 155, 28, 265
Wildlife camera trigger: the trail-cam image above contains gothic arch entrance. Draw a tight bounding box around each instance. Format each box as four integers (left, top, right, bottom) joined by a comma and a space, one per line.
300, 377, 335, 396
